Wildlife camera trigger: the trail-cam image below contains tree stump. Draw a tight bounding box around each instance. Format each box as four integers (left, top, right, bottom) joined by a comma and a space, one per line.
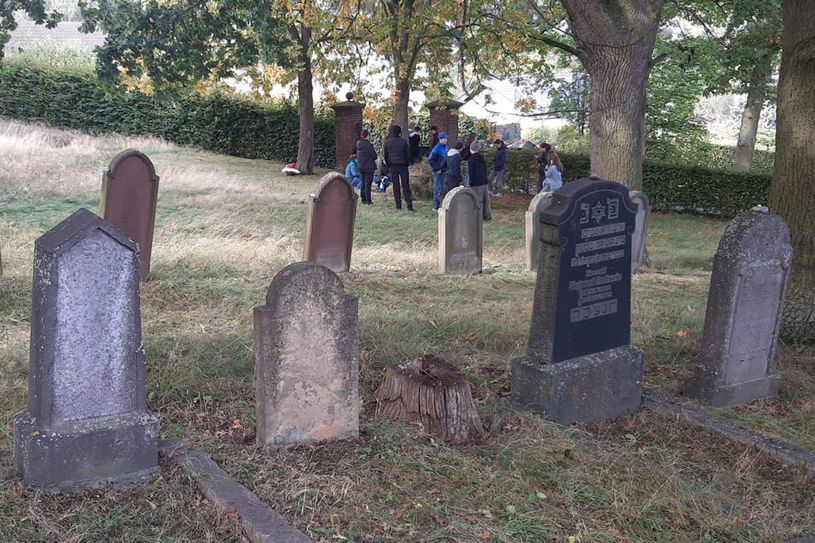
375, 354, 484, 444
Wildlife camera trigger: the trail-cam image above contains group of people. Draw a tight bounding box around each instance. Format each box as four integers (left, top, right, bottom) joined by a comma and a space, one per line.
344, 123, 564, 218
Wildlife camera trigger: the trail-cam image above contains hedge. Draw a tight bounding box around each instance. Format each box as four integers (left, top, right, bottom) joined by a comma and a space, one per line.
0, 63, 335, 167
482, 148, 770, 217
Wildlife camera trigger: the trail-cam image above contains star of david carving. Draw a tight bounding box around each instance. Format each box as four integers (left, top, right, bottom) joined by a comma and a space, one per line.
591, 200, 606, 224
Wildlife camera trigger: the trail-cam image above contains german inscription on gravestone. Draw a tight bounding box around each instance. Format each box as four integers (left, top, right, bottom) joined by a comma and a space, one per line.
100, 150, 160, 279
542, 180, 637, 362
304, 173, 358, 273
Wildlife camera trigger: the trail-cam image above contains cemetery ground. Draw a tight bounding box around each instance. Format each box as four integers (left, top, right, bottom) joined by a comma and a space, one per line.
0, 118, 812, 542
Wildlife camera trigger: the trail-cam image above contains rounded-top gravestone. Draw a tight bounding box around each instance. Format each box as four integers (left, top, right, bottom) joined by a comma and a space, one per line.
525, 190, 554, 272
439, 186, 482, 274
303, 172, 358, 273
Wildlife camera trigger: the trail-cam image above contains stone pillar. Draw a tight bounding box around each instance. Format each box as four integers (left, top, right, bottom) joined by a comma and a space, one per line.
427, 99, 465, 144
331, 96, 364, 170
14, 208, 159, 491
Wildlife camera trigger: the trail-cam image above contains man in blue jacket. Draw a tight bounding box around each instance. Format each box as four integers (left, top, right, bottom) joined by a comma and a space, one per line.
428, 131, 449, 211
489, 139, 507, 196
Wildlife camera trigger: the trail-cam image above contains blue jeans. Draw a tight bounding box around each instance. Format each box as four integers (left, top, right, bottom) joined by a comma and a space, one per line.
432, 170, 445, 209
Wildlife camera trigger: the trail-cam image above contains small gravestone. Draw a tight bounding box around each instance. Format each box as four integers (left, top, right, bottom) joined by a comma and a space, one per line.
100, 149, 160, 280
511, 178, 643, 424
14, 209, 158, 491
254, 262, 359, 448
439, 187, 482, 274
684, 210, 791, 406
303, 173, 358, 273
629, 190, 650, 273
525, 191, 554, 271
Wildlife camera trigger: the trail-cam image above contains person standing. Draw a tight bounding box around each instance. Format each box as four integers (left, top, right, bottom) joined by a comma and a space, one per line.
409, 126, 421, 164
467, 141, 491, 221
460, 133, 476, 186
429, 125, 440, 151
443, 140, 463, 198
489, 139, 507, 196
428, 131, 449, 211
384, 125, 415, 211
356, 130, 377, 205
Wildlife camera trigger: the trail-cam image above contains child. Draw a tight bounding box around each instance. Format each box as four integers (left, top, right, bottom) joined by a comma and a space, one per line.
344, 153, 362, 190
541, 151, 563, 192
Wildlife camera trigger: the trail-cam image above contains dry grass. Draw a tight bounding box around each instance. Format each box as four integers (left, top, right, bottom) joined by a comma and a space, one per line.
1, 117, 813, 542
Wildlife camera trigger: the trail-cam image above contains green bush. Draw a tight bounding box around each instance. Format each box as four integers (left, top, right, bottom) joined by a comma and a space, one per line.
0, 62, 335, 167
482, 147, 769, 217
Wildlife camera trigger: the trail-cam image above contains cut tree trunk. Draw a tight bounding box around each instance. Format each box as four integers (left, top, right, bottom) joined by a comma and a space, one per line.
734, 57, 771, 172
376, 354, 484, 444
769, 0, 815, 341
561, 0, 664, 190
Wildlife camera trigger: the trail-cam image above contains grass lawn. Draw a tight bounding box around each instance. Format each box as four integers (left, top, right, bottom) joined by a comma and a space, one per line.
1, 118, 813, 542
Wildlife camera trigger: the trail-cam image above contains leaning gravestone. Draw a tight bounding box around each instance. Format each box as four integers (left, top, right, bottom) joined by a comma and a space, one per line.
684, 210, 791, 406
628, 190, 650, 274
14, 208, 159, 491
439, 187, 482, 274
511, 178, 643, 424
525, 191, 554, 272
100, 149, 160, 279
303, 172, 358, 273
254, 262, 359, 448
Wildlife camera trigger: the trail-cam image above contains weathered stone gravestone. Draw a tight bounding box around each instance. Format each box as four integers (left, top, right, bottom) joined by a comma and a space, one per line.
254, 262, 359, 448
303, 172, 358, 273
629, 190, 650, 274
525, 191, 554, 272
439, 187, 482, 274
511, 178, 643, 424
14, 208, 159, 491
684, 210, 791, 406
100, 149, 160, 280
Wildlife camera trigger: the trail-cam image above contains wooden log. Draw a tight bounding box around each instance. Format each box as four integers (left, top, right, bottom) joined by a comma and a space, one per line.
375, 354, 484, 444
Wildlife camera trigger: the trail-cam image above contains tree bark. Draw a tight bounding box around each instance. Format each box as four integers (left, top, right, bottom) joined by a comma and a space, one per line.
734, 57, 771, 172
561, 0, 664, 190
297, 55, 315, 174
376, 354, 484, 444
769, 0, 815, 341
393, 75, 411, 140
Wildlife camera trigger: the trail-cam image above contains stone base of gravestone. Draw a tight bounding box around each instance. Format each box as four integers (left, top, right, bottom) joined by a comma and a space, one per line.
684, 366, 781, 407
14, 411, 159, 491
511, 345, 643, 425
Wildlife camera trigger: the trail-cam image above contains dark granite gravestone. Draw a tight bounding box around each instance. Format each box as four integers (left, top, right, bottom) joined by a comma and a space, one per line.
684, 210, 791, 406
511, 178, 644, 424
100, 149, 160, 280
303, 173, 358, 273
254, 262, 359, 448
439, 187, 482, 274
525, 191, 554, 272
628, 190, 650, 274
14, 209, 159, 491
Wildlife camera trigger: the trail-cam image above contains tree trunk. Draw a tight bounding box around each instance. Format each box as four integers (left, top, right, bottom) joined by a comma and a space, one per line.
734, 57, 771, 172
393, 75, 411, 139
561, 1, 664, 190
376, 354, 484, 444
294, 20, 314, 175
769, 0, 815, 341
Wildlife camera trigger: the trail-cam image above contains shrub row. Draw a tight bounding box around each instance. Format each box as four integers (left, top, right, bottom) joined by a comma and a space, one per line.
482, 148, 770, 217
0, 63, 335, 166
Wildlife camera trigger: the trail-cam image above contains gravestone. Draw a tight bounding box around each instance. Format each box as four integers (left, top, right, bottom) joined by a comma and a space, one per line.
100, 149, 160, 279
684, 210, 791, 406
439, 187, 482, 274
303, 173, 358, 273
629, 190, 650, 273
254, 261, 359, 448
511, 178, 643, 424
525, 191, 554, 271
14, 208, 159, 491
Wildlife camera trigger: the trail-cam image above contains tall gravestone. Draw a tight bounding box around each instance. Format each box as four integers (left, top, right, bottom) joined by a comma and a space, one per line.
511, 178, 643, 424
525, 191, 554, 272
14, 208, 159, 491
439, 187, 482, 274
629, 190, 650, 274
303, 172, 358, 273
684, 210, 791, 406
254, 262, 359, 448
100, 149, 160, 280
